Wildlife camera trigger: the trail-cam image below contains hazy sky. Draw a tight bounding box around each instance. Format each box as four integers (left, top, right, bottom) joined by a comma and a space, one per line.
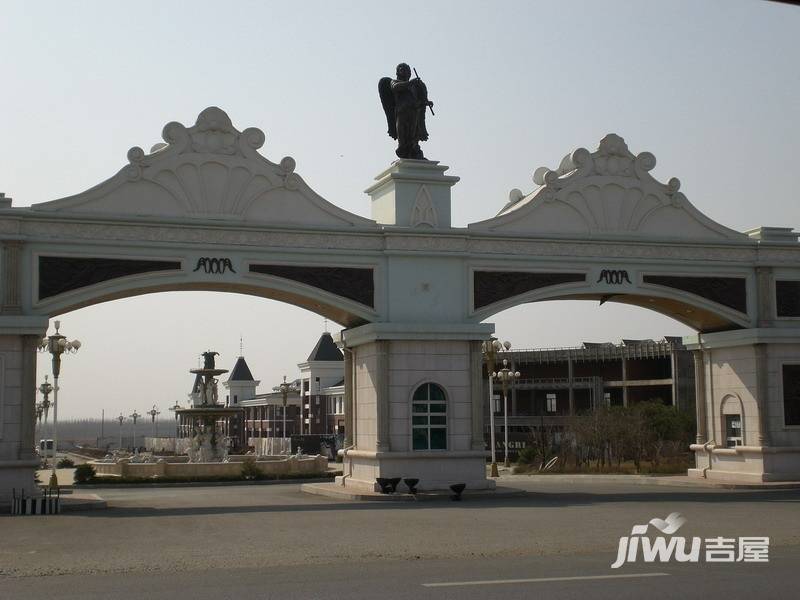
2, 1, 798, 418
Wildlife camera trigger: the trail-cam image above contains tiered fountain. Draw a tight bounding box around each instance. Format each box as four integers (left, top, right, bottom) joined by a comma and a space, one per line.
89, 350, 328, 480
177, 350, 242, 462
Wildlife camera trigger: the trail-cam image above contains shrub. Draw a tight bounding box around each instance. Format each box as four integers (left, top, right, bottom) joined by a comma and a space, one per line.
241, 457, 261, 480
516, 446, 538, 465
56, 457, 75, 468
73, 463, 96, 484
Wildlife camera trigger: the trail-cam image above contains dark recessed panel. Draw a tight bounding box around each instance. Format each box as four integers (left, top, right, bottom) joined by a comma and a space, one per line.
783, 364, 800, 426
39, 256, 181, 300
643, 275, 746, 314
249, 264, 374, 307
776, 280, 800, 317
474, 271, 585, 310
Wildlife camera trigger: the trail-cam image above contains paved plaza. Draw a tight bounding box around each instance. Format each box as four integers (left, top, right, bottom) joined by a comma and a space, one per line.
2, 477, 799, 599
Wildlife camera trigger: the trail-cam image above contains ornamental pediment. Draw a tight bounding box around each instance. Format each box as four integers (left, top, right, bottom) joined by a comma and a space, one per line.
31, 107, 376, 228
469, 133, 747, 242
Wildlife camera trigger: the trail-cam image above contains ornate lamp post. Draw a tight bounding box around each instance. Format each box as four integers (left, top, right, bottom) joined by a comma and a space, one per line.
35, 402, 43, 442
117, 414, 125, 450
129, 410, 141, 451
277, 376, 297, 453
493, 353, 520, 468
481, 338, 503, 478
38, 375, 53, 459
147, 405, 161, 440
37, 321, 81, 488
168, 402, 181, 443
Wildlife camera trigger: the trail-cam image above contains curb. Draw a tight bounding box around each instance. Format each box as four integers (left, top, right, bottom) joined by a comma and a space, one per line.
301, 482, 527, 502
497, 474, 800, 490
69, 475, 338, 490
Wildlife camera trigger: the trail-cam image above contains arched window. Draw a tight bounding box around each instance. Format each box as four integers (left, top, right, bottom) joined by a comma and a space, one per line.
412, 383, 447, 450
720, 394, 744, 448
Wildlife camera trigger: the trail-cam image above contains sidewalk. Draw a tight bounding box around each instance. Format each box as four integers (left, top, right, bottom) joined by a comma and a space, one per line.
495, 471, 800, 489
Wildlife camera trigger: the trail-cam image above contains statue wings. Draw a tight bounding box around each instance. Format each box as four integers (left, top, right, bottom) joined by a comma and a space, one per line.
378, 77, 397, 139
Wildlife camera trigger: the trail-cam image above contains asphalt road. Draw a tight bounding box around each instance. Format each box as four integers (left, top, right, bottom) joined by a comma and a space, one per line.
2, 477, 798, 599
3, 547, 798, 600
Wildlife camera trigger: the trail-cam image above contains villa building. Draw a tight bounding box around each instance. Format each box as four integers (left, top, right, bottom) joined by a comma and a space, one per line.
216, 331, 346, 450
487, 337, 696, 454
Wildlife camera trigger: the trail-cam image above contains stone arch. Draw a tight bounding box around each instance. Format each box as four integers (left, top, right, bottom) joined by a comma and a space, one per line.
32, 271, 377, 328
469, 272, 750, 333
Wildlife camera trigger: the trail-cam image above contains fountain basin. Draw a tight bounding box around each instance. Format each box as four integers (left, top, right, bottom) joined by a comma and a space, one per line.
91, 454, 328, 479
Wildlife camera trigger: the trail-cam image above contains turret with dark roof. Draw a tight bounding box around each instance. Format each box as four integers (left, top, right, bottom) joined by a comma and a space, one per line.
228, 356, 255, 381
307, 332, 343, 362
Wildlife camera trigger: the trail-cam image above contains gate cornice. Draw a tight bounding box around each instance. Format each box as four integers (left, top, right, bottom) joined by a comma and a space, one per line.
6, 209, 800, 266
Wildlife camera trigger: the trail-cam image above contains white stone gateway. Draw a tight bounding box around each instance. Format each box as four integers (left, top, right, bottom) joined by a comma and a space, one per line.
1, 109, 800, 503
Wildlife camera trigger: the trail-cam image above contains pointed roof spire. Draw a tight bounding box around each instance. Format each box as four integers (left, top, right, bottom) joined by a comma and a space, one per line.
228, 356, 255, 381
239, 334, 244, 357
307, 331, 343, 362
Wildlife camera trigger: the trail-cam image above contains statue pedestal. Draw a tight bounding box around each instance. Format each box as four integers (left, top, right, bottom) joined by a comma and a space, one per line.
365, 159, 459, 228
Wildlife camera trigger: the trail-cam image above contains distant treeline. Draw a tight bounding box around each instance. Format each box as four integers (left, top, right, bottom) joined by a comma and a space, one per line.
36, 418, 177, 442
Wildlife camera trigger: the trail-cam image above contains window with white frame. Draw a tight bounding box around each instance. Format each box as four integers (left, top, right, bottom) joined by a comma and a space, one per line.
725, 414, 743, 448
546, 393, 557, 414
412, 383, 447, 450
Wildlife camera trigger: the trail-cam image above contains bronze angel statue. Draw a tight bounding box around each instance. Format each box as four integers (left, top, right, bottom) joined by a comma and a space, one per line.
379, 63, 435, 160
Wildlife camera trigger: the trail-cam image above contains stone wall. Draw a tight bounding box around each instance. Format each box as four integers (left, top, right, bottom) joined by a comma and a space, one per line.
91, 454, 328, 478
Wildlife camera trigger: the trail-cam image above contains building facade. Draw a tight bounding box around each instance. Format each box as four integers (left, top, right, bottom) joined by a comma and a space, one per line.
485, 337, 696, 455
229, 332, 345, 449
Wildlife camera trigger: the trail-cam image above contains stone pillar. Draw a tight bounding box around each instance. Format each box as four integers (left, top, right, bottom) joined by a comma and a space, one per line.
19, 335, 38, 461
621, 358, 628, 407
567, 356, 575, 415
365, 160, 459, 228
670, 350, 679, 410
692, 350, 707, 444
343, 348, 354, 447
469, 340, 485, 451
1, 241, 22, 314
754, 343, 769, 446
338, 323, 495, 492
756, 267, 774, 328
375, 340, 390, 451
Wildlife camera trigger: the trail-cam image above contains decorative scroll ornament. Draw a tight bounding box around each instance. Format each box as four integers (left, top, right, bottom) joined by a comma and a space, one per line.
126, 107, 267, 182
471, 133, 746, 241
31, 107, 375, 228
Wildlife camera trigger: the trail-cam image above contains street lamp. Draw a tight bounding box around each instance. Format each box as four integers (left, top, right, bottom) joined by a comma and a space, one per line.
276, 376, 297, 453
493, 352, 520, 468
129, 410, 141, 451
168, 402, 181, 443
147, 405, 161, 440
117, 414, 125, 451
481, 338, 503, 478
37, 320, 81, 489
37, 375, 53, 460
